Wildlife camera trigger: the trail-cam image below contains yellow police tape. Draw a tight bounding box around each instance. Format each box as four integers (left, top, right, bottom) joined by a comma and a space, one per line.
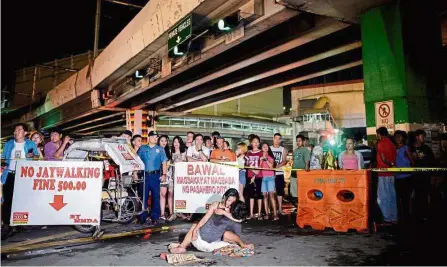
3, 157, 447, 173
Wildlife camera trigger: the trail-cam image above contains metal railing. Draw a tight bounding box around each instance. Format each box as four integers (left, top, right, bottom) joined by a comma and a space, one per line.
158, 115, 292, 136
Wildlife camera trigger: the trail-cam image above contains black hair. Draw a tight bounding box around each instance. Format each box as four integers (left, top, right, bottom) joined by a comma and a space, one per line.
296, 134, 305, 141
231, 200, 247, 220
203, 136, 212, 143
250, 135, 260, 143
394, 130, 407, 144
261, 142, 276, 168
224, 141, 230, 149
120, 130, 133, 137
354, 131, 363, 142
157, 135, 171, 160
345, 137, 355, 143
376, 127, 388, 136
274, 133, 282, 138
248, 134, 255, 142
211, 131, 220, 137
14, 123, 29, 132
222, 188, 239, 202
415, 129, 427, 137
193, 133, 203, 140
171, 136, 186, 154
131, 134, 142, 142
187, 131, 195, 136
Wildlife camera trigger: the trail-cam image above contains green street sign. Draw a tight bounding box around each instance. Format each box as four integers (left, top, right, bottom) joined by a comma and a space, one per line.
168, 14, 192, 52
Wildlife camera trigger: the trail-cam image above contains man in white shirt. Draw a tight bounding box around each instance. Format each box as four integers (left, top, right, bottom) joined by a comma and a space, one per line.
187, 134, 210, 162
1, 123, 39, 240
270, 133, 287, 215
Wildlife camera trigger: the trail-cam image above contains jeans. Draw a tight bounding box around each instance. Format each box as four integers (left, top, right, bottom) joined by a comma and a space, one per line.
377, 176, 398, 222
139, 172, 161, 222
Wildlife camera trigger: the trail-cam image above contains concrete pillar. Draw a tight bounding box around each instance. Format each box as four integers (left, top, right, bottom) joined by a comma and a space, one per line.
361, 1, 445, 137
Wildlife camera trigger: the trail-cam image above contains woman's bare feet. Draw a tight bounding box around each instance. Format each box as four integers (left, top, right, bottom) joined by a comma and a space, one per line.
170, 246, 187, 254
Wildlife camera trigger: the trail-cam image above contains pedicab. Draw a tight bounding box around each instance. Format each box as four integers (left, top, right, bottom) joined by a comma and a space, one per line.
62, 138, 145, 234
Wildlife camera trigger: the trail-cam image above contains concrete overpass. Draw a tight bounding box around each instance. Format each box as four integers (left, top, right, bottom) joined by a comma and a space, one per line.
2, 0, 445, 139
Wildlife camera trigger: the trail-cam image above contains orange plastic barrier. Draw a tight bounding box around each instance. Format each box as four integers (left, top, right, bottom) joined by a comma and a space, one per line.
296, 170, 370, 233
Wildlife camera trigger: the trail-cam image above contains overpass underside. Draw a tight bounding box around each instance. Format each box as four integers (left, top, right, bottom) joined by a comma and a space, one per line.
2, 1, 364, 139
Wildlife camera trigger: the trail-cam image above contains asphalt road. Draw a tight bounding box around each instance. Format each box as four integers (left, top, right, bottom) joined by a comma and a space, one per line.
2, 213, 447, 266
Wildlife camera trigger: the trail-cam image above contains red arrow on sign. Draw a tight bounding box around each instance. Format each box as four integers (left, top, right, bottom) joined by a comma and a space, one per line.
49, 195, 67, 211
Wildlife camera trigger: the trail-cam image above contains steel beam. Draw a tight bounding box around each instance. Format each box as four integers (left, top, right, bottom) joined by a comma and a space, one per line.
63, 112, 125, 131
161, 41, 361, 111
107, 7, 300, 108
132, 17, 348, 109
184, 60, 363, 112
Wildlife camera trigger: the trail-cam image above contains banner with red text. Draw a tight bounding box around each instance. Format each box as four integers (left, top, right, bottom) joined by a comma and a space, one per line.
173, 162, 239, 213
10, 161, 103, 226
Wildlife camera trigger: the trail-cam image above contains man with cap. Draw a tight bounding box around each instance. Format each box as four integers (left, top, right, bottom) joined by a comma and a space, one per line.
44, 128, 71, 161
120, 130, 133, 144
137, 130, 168, 224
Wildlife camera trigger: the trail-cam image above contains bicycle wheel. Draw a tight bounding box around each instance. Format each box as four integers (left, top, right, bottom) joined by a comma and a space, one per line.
73, 224, 96, 233
117, 197, 137, 224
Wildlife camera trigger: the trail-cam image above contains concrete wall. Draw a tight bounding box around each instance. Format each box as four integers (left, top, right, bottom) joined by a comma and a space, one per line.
291, 80, 366, 128
13, 52, 93, 108
192, 87, 284, 118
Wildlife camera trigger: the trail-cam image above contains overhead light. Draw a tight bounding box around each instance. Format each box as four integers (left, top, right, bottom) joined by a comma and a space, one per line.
173, 46, 184, 56
217, 19, 231, 31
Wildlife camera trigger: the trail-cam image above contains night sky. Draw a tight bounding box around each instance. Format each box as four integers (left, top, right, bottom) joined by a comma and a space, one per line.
1, 0, 146, 89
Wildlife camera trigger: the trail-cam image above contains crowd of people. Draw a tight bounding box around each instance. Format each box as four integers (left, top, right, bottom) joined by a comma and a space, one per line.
1, 122, 447, 241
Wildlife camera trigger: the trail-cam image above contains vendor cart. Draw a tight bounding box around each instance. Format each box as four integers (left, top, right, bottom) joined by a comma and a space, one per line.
63, 138, 145, 233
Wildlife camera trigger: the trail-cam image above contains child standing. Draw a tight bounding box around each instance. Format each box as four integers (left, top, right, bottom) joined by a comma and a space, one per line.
246, 135, 263, 220
260, 142, 279, 221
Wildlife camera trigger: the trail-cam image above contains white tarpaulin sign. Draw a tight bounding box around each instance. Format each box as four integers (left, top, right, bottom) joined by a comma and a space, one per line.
103, 143, 144, 174
173, 162, 239, 213
10, 161, 103, 226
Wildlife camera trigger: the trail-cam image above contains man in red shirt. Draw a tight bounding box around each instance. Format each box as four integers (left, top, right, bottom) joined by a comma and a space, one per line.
376, 127, 397, 224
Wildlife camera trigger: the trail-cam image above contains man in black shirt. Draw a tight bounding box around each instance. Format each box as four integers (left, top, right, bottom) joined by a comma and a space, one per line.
411, 129, 435, 221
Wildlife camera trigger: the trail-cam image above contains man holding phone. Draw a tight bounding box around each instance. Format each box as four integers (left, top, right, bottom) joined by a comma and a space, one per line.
1, 123, 40, 240
44, 128, 71, 161
210, 137, 236, 163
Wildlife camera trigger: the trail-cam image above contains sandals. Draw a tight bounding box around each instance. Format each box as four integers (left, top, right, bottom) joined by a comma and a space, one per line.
167, 214, 177, 222
263, 215, 269, 220
273, 216, 280, 221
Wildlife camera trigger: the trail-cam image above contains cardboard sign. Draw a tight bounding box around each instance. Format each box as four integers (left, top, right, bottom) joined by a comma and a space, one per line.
173, 162, 239, 213
10, 161, 103, 226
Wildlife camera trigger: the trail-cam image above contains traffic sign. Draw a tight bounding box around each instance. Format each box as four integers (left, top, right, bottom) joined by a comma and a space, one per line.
375, 100, 394, 131
168, 14, 192, 52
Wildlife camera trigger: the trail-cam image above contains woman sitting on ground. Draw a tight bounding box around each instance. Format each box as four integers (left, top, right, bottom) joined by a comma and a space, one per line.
169, 189, 254, 253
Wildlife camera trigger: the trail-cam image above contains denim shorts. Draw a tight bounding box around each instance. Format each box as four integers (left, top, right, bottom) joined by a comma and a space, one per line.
239, 170, 246, 186
261, 176, 275, 193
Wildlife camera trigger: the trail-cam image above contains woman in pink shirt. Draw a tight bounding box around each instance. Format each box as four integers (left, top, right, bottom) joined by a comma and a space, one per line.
338, 137, 364, 170
260, 142, 279, 221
